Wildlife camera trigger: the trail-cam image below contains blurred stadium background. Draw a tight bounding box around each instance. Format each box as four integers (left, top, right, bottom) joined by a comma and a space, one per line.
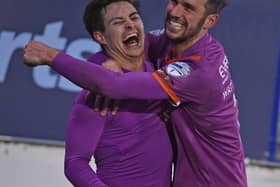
1, 0, 280, 186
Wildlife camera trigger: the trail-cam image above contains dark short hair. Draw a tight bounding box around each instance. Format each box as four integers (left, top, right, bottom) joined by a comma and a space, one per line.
83, 0, 140, 41
205, 0, 228, 15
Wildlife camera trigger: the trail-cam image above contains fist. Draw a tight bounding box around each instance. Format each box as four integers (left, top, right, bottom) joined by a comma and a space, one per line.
23, 40, 59, 67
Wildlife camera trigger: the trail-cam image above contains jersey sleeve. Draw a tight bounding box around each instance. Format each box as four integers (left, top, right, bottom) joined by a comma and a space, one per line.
158, 61, 209, 105
163, 61, 210, 104
52, 52, 169, 100
64, 90, 108, 187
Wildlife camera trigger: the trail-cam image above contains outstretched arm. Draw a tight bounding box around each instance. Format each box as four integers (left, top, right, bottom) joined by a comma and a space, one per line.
64, 91, 108, 187
23, 40, 168, 100
23, 41, 182, 104
52, 52, 168, 100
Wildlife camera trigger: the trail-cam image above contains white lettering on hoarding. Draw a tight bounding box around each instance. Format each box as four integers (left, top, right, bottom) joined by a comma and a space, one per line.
0, 21, 101, 92
0, 31, 32, 82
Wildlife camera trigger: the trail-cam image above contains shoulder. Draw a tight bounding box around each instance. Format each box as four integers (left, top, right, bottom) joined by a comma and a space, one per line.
143, 60, 155, 72
145, 29, 170, 60
87, 51, 108, 65
145, 30, 170, 47
203, 34, 225, 62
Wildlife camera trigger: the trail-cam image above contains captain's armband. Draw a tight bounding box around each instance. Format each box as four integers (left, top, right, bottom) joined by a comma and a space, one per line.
152, 69, 181, 107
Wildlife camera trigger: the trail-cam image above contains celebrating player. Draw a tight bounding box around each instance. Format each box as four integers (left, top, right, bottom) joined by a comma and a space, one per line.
24, 0, 247, 186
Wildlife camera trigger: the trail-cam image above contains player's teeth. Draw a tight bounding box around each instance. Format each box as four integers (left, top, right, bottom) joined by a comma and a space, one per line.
170, 21, 183, 28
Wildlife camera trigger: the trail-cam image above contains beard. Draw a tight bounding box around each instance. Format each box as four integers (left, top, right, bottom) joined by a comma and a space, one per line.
165, 15, 208, 44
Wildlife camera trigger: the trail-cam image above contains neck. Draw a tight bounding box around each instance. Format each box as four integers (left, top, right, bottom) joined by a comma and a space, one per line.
171, 31, 207, 57
106, 51, 144, 72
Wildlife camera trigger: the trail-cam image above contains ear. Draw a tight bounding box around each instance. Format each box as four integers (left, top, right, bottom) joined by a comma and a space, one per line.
93, 31, 107, 45
203, 14, 219, 30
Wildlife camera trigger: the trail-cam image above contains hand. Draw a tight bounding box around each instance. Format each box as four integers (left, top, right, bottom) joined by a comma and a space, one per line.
94, 95, 120, 116
84, 91, 119, 116
157, 69, 173, 85
93, 59, 122, 116
23, 40, 59, 67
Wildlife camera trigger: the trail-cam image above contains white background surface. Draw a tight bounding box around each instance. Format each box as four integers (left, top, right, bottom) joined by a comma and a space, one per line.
1, 142, 280, 187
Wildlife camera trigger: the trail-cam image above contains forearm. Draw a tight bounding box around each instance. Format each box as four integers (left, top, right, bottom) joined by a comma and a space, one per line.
52, 52, 168, 100
65, 159, 108, 187
64, 102, 107, 187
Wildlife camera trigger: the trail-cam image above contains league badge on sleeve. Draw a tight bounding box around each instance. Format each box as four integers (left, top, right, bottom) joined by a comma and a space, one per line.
166, 61, 191, 77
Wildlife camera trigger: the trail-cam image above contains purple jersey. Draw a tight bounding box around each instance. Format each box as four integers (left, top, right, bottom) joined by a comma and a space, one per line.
52, 33, 247, 187
147, 33, 248, 187
64, 52, 173, 187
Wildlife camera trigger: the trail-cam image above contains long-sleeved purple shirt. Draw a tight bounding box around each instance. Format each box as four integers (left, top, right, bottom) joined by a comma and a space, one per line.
64, 53, 173, 187
54, 33, 247, 187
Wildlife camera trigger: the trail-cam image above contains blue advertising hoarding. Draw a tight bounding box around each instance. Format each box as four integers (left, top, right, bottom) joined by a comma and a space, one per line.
269, 42, 280, 161
1, 0, 280, 160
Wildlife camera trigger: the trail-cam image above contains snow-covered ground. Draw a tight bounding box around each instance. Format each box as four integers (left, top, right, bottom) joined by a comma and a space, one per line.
1, 141, 280, 187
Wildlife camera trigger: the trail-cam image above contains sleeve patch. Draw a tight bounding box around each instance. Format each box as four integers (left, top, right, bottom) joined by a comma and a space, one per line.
166, 61, 191, 77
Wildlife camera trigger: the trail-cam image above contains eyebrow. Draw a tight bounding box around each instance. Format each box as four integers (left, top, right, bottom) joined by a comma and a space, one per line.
108, 11, 139, 24
182, 2, 196, 11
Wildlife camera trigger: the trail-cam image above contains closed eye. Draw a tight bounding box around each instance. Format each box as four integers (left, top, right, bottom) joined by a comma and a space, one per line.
183, 3, 196, 12
130, 12, 141, 21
